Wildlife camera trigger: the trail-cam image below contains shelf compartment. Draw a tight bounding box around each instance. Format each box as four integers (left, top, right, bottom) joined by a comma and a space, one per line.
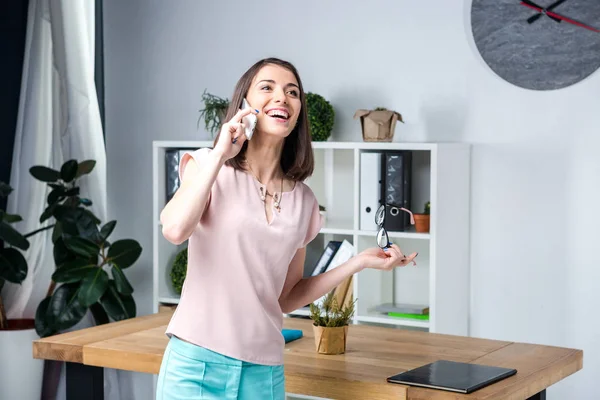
308, 148, 355, 229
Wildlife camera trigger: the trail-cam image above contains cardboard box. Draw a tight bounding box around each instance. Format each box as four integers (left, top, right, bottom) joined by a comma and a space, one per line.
354, 109, 403, 142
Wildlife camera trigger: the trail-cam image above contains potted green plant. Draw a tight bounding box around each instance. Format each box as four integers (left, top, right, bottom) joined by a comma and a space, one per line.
306, 92, 335, 141
197, 89, 230, 137
27, 159, 141, 338
170, 247, 187, 295
0, 181, 45, 400
309, 291, 356, 354
413, 201, 430, 233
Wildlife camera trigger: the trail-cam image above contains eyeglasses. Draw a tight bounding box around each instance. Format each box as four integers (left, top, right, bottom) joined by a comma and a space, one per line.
375, 204, 415, 249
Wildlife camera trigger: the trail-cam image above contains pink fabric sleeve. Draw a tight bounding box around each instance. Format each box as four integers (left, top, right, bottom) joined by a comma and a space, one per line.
301, 197, 323, 247
178, 147, 211, 180
177, 147, 213, 209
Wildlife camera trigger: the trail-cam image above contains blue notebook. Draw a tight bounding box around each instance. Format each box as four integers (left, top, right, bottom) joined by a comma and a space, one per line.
281, 329, 303, 343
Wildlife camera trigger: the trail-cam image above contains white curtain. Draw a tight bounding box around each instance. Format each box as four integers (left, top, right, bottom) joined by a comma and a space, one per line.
2, 1, 128, 399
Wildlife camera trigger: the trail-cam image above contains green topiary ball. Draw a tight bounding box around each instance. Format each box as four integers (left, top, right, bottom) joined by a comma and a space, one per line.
170, 247, 188, 295
306, 92, 335, 141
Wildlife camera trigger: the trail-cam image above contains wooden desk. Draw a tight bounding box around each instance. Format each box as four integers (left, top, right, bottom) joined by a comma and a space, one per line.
33, 311, 582, 400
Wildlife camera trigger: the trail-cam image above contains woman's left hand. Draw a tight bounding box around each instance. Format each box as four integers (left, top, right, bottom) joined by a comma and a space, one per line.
354, 244, 417, 272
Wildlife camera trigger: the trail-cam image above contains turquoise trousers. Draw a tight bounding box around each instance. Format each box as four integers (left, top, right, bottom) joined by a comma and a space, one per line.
156, 335, 285, 400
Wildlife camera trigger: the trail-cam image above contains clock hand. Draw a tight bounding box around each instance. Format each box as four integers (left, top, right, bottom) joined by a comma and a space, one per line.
520, 1, 600, 32
527, 0, 567, 24
521, 0, 562, 23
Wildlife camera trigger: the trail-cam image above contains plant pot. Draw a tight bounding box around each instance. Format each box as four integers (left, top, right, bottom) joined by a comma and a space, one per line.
413, 214, 430, 233
312, 324, 348, 355
0, 319, 44, 400
354, 109, 403, 142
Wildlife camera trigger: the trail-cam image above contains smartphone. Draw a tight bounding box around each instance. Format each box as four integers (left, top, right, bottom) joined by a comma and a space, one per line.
241, 98, 257, 140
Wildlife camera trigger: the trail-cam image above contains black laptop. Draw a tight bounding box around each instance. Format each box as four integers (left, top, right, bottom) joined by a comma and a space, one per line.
387, 360, 517, 394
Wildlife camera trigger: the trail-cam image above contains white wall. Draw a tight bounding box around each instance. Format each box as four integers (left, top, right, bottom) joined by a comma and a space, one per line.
103, 1, 599, 398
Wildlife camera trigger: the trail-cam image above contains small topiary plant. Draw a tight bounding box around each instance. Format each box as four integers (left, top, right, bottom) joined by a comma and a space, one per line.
170, 247, 188, 295
306, 92, 334, 141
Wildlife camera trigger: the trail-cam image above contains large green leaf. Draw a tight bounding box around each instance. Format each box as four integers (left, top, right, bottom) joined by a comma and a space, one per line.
100, 281, 136, 321
30, 166, 60, 182
47, 283, 87, 331
47, 187, 66, 205
111, 266, 134, 295
63, 236, 100, 258
55, 207, 101, 243
0, 221, 29, 250
100, 221, 116, 241
35, 297, 55, 337
60, 160, 78, 183
75, 160, 96, 179
39, 203, 58, 223
78, 268, 109, 307
107, 239, 142, 269
53, 237, 77, 267
0, 248, 28, 283
52, 258, 97, 283
0, 182, 12, 197
52, 221, 63, 243
2, 213, 22, 223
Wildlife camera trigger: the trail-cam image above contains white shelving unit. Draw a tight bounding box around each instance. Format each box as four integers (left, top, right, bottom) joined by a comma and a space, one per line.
152, 140, 471, 336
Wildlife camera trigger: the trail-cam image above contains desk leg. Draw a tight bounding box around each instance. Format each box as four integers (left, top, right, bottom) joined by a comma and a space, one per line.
66, 362, 104, 400
526, 389, 546, 400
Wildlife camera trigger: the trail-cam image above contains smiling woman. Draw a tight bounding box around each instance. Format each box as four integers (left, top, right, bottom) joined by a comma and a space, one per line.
156, 57, 417, 400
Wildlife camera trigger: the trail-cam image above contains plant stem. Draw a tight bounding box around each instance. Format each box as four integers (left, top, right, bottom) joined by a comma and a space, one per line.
0, 295, 7, 330
46, 280, 56, 298
24, 224, 55, 239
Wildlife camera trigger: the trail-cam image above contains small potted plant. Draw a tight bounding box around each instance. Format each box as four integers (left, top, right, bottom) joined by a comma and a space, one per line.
197, 89, 230, 137
309, 291, 356, 355
306, 92, 335, 141
413, 201, 430, 233
170, 247, 187, 295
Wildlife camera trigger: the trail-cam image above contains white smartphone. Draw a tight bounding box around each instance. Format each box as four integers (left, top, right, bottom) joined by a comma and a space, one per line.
241, 98, 257, 140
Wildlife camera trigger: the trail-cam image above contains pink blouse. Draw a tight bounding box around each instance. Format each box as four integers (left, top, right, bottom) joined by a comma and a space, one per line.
165, 147, 323, 365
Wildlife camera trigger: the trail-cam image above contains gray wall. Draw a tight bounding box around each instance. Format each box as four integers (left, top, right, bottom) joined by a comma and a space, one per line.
104, 1, 599, 398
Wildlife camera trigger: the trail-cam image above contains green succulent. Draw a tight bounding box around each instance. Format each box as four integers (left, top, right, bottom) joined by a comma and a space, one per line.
424, 201, 431, 215
170, 247, 188, 295
306, 92, 334, 141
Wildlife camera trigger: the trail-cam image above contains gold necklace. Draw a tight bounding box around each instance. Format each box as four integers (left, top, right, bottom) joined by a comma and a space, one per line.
246, 159, 284, 213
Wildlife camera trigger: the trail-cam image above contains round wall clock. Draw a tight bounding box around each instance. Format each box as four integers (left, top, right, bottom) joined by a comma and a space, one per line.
470, 0, 600, 90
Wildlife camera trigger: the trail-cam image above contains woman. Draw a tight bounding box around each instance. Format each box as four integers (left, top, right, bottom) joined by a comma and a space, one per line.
157, 57, 417, 399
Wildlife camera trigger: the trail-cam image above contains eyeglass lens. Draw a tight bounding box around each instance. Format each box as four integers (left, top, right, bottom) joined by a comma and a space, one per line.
375, 204, 389, 248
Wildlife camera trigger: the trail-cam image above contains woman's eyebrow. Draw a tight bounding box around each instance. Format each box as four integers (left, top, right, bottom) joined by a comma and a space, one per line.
255, 79, 299, 89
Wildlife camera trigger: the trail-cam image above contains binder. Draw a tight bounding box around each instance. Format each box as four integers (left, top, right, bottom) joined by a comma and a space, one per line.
381, 151, 412, 231
359, 151, 383, 231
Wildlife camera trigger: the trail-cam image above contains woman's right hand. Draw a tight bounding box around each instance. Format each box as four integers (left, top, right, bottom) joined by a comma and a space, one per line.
213, 107, 259, 161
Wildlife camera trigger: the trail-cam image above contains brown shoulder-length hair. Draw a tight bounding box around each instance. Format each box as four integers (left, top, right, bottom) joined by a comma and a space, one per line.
212, 57, 314, 182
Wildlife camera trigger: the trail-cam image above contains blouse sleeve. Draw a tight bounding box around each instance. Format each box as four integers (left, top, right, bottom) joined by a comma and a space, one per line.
178, 147, 211, 180
301, 196, 324, 247
177, 147, 213, 209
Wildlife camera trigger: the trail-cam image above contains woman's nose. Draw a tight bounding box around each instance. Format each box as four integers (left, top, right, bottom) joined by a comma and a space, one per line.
273, 87, 287, 104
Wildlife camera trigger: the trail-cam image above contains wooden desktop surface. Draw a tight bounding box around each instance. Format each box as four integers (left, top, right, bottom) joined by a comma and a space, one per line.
33, 311, 582, 400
